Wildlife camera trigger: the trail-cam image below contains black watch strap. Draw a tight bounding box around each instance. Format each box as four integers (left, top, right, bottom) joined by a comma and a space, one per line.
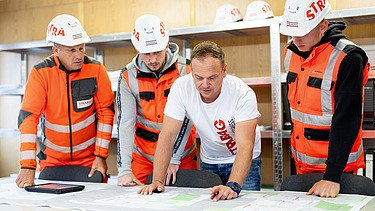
226, 181, 241, 195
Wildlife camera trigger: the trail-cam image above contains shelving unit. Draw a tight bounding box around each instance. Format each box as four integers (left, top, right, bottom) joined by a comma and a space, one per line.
1, 7, 375, 189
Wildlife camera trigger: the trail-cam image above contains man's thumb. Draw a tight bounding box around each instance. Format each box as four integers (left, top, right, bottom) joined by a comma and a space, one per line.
88, 168, 95, 177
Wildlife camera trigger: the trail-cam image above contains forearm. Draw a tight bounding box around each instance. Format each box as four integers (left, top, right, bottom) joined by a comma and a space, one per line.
228, 147, 253, 186
152, 130, 175, 183
228, 119, 257, 185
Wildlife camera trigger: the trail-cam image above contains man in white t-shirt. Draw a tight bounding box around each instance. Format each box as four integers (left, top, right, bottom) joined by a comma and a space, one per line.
139, 41, 261, 201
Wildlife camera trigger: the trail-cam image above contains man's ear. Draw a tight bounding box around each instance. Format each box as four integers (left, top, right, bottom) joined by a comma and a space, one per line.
52, 46, 59, 56
320, 19, 329, 32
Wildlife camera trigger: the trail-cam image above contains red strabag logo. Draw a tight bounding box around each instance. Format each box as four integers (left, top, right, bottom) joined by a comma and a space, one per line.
214, 119, 237, 155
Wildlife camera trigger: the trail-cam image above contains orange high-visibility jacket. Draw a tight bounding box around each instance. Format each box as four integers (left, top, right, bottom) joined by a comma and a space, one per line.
117, 52, 197, 175
284, 38, 369, 174
18, 55, 114, 170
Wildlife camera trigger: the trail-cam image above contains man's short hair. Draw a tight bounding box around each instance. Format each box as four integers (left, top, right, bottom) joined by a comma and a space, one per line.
191, 41, 225, 66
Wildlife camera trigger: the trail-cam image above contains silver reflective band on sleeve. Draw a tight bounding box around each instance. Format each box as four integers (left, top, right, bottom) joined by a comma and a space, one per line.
44, 113, 96, 133
291, 142, 363, 166
284, 49, 292, 72
96, 138, 110, 149
134, 141, 197, 163
97, 123, 112, 133
20, 150, 35, 160
44, 137, 95, 153
20, 134, 37, 143
290, 108, 332, 126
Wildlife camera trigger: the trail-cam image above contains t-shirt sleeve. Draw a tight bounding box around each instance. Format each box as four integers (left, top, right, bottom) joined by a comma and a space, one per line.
164, 79, 186, 121
235, 87, 261, 123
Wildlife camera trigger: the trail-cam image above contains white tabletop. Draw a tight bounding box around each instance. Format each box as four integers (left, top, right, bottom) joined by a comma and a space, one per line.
0, 177, 374, 211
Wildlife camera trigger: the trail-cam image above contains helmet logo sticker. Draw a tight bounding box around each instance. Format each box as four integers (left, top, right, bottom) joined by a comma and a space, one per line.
160, 22, 166, 37
132, 29, 140, 41
48, 24, 65, 37
146, 40, 157, 46
261, 4, 271, 14
287, 21, 298, 27
306, 0, 328, 20
230, 8, 241, 17
72, 33, 83, 40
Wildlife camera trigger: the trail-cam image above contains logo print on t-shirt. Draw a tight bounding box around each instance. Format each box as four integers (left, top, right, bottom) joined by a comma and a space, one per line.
214, 119, 237, 155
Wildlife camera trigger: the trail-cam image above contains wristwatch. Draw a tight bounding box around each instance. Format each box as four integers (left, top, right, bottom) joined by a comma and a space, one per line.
226, 181, 242, 195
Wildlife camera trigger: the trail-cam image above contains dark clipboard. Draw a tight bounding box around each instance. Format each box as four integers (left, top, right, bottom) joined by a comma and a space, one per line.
25, 183, 85, 194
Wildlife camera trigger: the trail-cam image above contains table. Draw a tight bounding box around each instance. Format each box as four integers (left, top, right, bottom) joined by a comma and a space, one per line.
0, 177, 374, 211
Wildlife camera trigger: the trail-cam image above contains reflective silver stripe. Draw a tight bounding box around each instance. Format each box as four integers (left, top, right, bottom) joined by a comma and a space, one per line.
44, 137, 95, 153
335, 39, 356, 51
291, 142, 363, 166
20, 150, 35, 160
291, 108, 332, 126
97, 122, 112, 133
321, 39, 353, 115
136, 115, 162, 130
134, 141, 197, 162
96, 138, 111, 149
321, 48, 340, 115
348, 143, 364, 164
134, 145, 154, 162
45, 113, 96, 133
284, 49, 292, 71
181, 141, 197, 158
20, 134, 37, 143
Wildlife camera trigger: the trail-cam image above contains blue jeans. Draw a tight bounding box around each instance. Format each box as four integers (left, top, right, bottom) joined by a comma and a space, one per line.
200, 155, 261, 191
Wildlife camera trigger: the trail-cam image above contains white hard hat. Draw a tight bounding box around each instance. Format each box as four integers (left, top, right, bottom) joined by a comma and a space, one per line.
280, 0, 331, 37
213, 4, 242, 24
46, 14, 91, 46
243, 1, 274, 21
131, 14, 169, 54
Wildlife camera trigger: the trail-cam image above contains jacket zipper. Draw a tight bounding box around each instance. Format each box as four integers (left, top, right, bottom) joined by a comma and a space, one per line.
66, 72, 74, 161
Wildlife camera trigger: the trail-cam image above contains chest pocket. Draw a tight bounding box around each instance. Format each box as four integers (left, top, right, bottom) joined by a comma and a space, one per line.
139, 92, 155, 101
72, 78, 97, 112
307, 76, 334, 90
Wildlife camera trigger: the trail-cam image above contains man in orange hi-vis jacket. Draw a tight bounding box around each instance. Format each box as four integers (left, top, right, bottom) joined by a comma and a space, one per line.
16, 14, 114, 188
117, 14, 197, 186
280, 0, 369, 197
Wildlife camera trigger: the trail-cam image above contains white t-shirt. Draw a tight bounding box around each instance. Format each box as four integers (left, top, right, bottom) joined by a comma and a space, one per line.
164, 74, 261, 164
